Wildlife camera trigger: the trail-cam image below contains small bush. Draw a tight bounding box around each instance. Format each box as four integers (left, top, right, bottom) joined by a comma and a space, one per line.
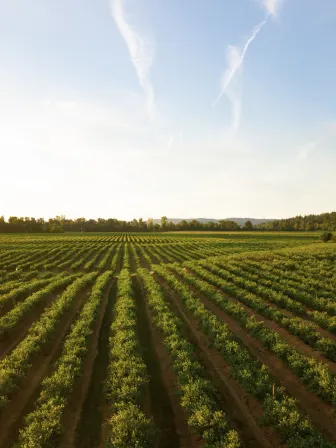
320, 232, 333, 243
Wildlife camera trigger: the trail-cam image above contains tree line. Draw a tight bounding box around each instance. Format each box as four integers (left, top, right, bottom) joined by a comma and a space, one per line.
0, 212, 335, 233
0, 216, 244, 233
255, 212, 336, 231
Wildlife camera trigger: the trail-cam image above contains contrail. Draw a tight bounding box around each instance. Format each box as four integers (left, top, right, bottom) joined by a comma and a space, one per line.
213, 0, 283, 131
263, 0, 282, 17
226, 80, 242, 133
110, 0, 155, 121
212, 18, 267, 108
167, 135, 174, 151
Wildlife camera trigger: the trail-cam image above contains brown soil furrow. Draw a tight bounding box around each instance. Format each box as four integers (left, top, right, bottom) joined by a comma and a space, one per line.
137, 276, 201, 448
136, 245, 151, 269
0, 281, 53, 318
78, 283, 117, 448
0, 289, 67, 361
187, 285, 336, 442
134, 277, 182, 448
246, 288, 336, 342
115, 245, 124, 274
93, 246, 110, 270
142, 246, 163, 265
128, 245, 138, 273
186, 269, 336, 374
103, 246, 117, 271
157, 277, 279, 448
58, 280, 114, 448
202, 267, 336, 342
0, 287, 92, 448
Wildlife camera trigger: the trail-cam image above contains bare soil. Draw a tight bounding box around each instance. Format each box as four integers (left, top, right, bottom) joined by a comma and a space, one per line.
187, 268, 336, 373
134, 276, 184, 448
0, 288, 67, 361
156, 276, 279, 448
58, 280, 114, 448
0, 286, 93, 448
186, 282, 336, 442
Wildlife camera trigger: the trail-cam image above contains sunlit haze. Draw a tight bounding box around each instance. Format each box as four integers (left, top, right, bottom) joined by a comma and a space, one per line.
1, 0, 336, 220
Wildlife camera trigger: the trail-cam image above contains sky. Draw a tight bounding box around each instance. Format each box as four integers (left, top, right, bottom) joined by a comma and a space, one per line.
1, 0, 336, 221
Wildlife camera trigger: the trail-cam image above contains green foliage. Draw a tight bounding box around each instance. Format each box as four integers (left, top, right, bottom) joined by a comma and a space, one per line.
154, 265, 332, 447
104, 269, 153, 447
0, 274, 79, 337
106, 404, 154, 448
180, 262, 336, 406
17, 271, 112, 447
320, 232, 333, 243
2, 210, 335, 232
138, 268, 241, 447
243, 220, 253, 231
257, 211, 336, 231
0, 272, 96, 409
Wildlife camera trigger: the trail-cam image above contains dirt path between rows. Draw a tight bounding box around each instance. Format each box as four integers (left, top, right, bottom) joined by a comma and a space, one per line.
143, 246, 167, 265
186, 283, 336, 442
115, 245, 123, 274
186, 268, 336, 374
0, 286, 93, 448
202, 265, 336, 342
135, 276, 186, 448
156, 277, 279, 448
0, 279, 56, 318
0, 288, 67, 361
103, 246, 117, 271
59, 280, 115, 448
129, 245, 138, 273
80, 282, 116, 448
93, 246, 111, 270
135, 245, 151, 269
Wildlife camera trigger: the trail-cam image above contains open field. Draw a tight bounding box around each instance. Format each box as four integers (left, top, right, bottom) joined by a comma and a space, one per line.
0, 232, 335, 447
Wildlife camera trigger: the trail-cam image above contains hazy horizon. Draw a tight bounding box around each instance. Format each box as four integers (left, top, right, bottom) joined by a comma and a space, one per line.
1, 0, 336, 220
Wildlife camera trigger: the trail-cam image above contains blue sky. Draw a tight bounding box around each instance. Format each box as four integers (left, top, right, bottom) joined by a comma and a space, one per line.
1, 0, 335, 220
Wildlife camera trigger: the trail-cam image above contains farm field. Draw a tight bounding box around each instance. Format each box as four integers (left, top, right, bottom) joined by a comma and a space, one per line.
0, 232, 335, 447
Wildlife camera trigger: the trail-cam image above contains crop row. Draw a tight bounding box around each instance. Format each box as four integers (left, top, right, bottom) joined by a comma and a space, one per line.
129, 243, 141, 269
240, 258, 336, 296
0, 272, 96, 408
154, 265, 333, 448
0, 273, 81, 337
172, 264, 336, 408
104, 269, 152, 448
199, 260, 336, 335
135, 244, 153, 267
138, 268, 240, 447
16, 270, 112, 447
96, 244, 116, 270
0, 276, 61, 312
83, 244, 109, 270
122, 244, 130, 270
0, 248, 52, 271
218, 260, 336, 315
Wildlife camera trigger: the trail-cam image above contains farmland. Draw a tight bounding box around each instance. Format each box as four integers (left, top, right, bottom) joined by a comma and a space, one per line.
0, 232, 335, 447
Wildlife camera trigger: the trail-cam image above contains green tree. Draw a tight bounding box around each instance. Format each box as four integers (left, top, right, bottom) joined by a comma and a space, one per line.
147, 218, 154, 232
243, 220, 253, 231
320, 232, 333, 243
160, 216, 168, 230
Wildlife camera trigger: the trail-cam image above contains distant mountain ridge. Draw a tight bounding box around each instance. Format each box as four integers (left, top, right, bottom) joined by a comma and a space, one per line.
153, 218, 276, 226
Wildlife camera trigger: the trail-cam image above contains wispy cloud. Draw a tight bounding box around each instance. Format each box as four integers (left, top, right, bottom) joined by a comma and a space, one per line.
296, 142, 317, 161
110, 0, 155, 121
213, 19, 267, 132
167, 135, 174, 151
262, 0, 283, 17
213, 19, 267, 110
213, 0, 283, 132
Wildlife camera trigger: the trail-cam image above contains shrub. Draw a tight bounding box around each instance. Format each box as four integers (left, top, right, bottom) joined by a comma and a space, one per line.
320, 232, 333, 243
